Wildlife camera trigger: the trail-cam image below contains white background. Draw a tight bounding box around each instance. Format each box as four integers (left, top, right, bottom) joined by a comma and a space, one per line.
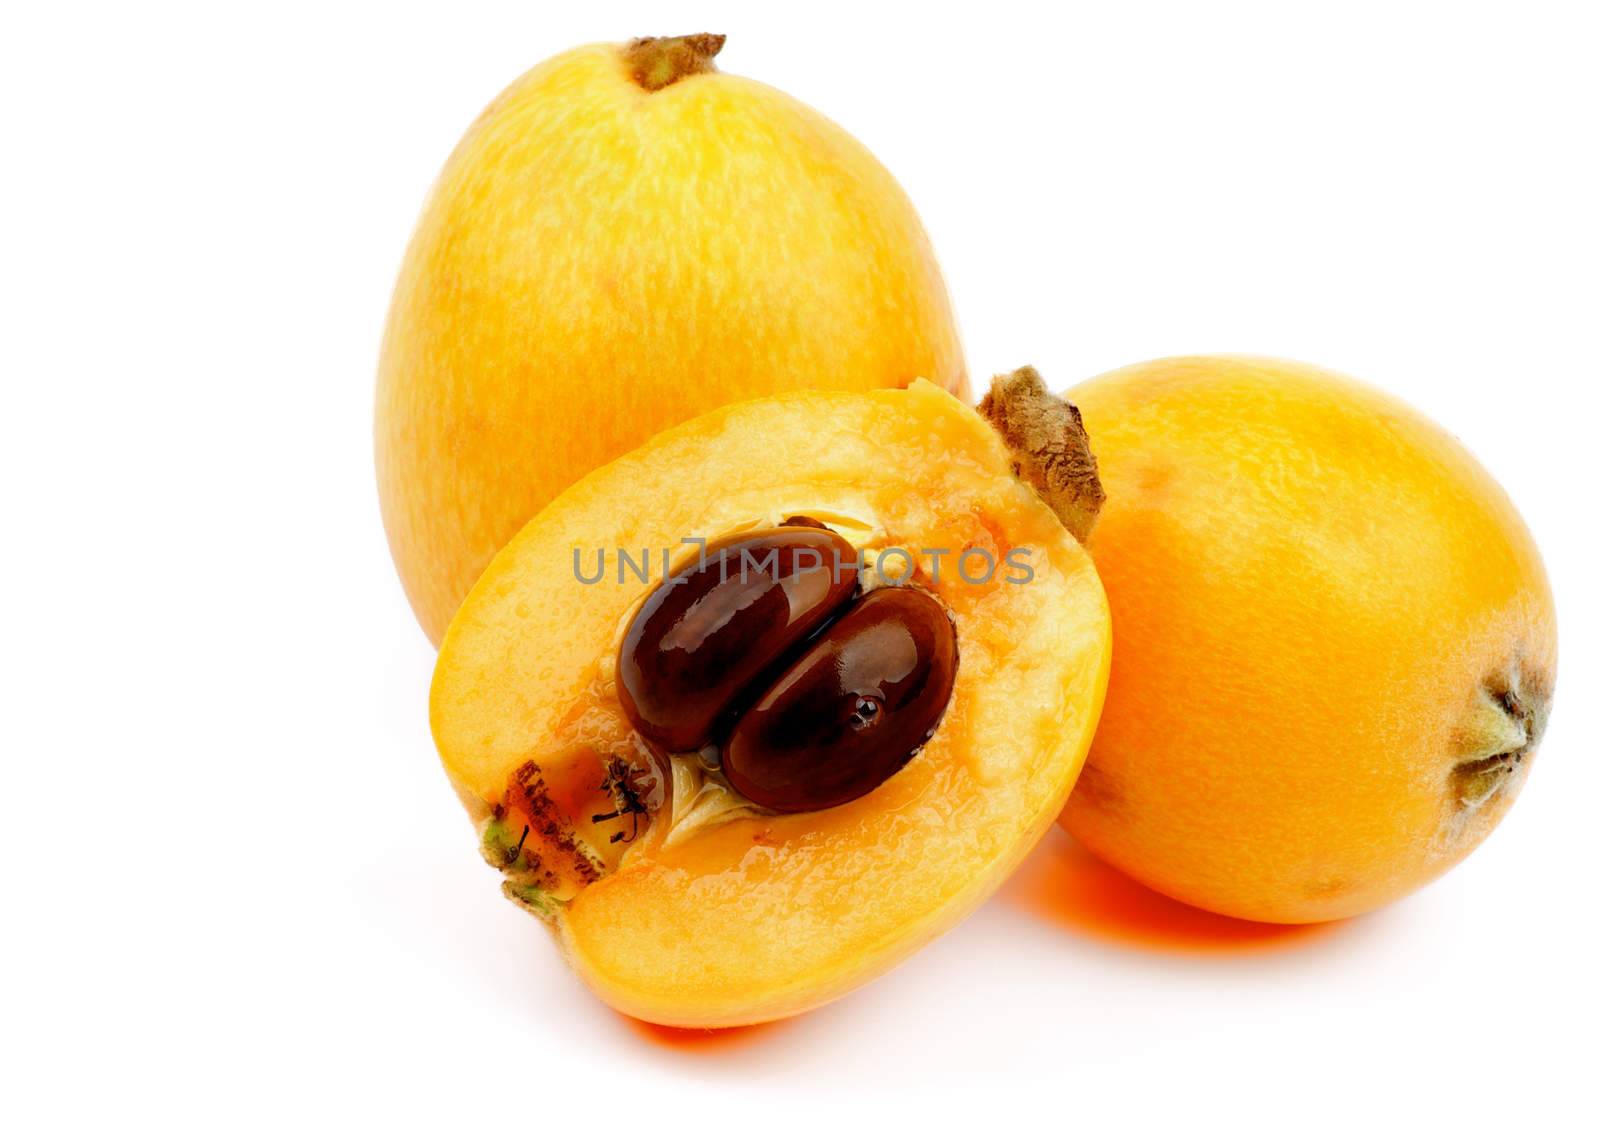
5, 2, 1597, 1117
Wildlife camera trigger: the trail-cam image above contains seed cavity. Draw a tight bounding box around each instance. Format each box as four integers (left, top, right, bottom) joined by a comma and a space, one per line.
491, 520, 965, 914
661, 755, 771, 848
617, 526, 960, 815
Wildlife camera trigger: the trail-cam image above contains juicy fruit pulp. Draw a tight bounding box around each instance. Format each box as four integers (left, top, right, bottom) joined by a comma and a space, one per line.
431, 381, 1111, 1026
1061, 356, 1556, 924
617, 526, 860, 753
723, 586, 959, 813
376, 34, 967, 645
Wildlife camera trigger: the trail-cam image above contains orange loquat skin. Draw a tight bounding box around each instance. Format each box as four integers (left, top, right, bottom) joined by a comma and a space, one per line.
1061, 356, 1556, 924
431, 383, 1110, 1026
376, 37, 967, 645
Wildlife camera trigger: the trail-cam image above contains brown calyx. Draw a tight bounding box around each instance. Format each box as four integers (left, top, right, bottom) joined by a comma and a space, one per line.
624, 33, 726, 91
1448, 666, 1552, 816
978, 367, 1106, 544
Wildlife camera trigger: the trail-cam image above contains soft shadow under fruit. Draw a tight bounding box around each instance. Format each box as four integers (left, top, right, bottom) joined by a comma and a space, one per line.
1003, 832, 1345, 954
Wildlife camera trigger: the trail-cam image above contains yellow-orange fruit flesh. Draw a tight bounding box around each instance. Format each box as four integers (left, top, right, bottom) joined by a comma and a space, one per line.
1062, 356, 1556, 924
432, 383, 1110, 1026
376, 37, 967, 644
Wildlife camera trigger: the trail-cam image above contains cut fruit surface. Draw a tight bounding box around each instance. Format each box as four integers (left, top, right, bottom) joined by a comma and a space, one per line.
431, 380, 1110, 1026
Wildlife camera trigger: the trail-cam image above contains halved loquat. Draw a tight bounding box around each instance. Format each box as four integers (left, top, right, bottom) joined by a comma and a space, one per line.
431, 378, 1110, 1026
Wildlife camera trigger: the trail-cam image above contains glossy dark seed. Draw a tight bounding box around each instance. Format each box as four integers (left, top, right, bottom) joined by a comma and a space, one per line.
722, 586, 958, 813
616, 527, 859, 753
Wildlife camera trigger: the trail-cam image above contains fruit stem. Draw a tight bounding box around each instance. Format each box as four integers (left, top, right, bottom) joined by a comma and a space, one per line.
624, 34, 726, 91
978, 367, 1106, 544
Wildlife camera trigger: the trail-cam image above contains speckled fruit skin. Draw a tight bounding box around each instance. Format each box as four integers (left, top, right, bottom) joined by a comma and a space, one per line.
1061, 356, 1556, 924
376, 38, 966, 645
